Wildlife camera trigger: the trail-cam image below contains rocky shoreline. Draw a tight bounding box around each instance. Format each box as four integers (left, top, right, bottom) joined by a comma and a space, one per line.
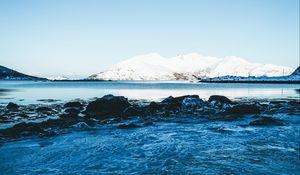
0, 94, 299, 143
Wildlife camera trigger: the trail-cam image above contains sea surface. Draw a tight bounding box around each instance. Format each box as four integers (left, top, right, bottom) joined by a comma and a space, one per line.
0, 80, 299, 104
0, 81, 299, 174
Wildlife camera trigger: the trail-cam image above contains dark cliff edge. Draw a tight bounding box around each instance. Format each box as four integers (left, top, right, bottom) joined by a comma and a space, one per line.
0, 65, 47, 81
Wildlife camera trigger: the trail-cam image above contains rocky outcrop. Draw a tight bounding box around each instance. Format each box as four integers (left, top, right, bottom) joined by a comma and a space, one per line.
85, 95, 131, 117
208, 95, 233, 104
249, 117, 285, 126
6, 102, 19, 110
0, 94, 297, 141
225, 104, 260, 115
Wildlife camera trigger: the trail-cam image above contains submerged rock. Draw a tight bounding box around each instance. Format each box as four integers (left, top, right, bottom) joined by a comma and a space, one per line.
117, 123, 140, 129
249, 117, 285, 126
36, 107, 53, 112
64, 101, 82, 108
0, 122, 44, 138
65, 108, 80, 115
72, 122, 90, 129
208, 95, 233, 104
6, 102, 19, 110
225, 104, 260, 115
85, 95, 131, 117
122, 106, 145, 117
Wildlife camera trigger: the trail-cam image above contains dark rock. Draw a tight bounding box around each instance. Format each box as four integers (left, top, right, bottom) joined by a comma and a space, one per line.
36, 107, 53, 112
251, 115, 261, 119
6, 102, 19, 110
2, 122, 44, 137
270, 101, 286, 105
182, 97, 203, 108
161, 95, 201, 110
117, 123, 140, 129
85, 95, 131, 117
143, 121, 154, 126
122, 106, 145, 117
147, 102, 165, 113
225, 104, 260, 115
65, 108, 80, 115
64, 101, 82, 108
288, 100, 300, 106
37, 99, 60, 103
208, 95, 233, 104
84, 118, 98, 126
249, 117, 285, 126
161, 95, 199, 104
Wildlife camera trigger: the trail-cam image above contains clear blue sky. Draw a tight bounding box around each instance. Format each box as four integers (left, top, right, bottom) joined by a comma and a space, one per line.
0, 0, 299, 77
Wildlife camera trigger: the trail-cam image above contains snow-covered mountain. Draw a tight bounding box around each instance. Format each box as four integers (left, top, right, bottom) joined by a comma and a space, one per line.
46, 76, 69, 81
89, 53, 295, 81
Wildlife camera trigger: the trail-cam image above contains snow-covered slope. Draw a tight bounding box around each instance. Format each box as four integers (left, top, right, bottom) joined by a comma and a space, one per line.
89, 53, 295, 81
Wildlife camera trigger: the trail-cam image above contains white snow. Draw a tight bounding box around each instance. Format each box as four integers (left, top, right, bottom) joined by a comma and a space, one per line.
89, 53, 295, 81
47, 76, 69, 80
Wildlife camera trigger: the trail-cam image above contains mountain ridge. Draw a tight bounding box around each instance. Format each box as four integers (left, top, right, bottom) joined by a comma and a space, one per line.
89, 53, 295, 80
0, 65, 45, 80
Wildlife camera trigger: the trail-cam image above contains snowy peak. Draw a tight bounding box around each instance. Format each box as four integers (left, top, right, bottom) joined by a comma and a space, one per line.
89, 53, 295, 81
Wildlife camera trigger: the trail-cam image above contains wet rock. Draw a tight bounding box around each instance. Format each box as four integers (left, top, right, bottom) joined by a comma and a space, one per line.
162, 95, 199, 104
288, 100, 300, 106
225, 104, 260, 115
36, 106, 53, 112
208, 95, 233, 104
249, 117, 285, 126
122, 106, 145, 117
182, 97, 203, 108
37, 99, 60, 103
161, 95, 201, 110
1, 122, 44, 137
18, 113, 29, 118
84, 118, 98, 126
117, 123, 140, 129
143, 121, 154, 126
147, 102, 165, 113
270, 101, 286, 105
65, 108, 80, 115
85, 95, 131, 117
72, 122, 90, 129
64, 101, 82, 108
6, 102, 19, 110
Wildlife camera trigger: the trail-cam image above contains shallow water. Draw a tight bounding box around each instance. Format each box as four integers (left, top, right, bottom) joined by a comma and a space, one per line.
0, 114, 299, 175
0, 81, 299, 174
0, 81, 299, 104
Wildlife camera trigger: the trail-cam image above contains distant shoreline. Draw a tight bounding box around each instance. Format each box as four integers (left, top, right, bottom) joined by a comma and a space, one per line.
50, 79, 112, 82
199, 80, 300, 84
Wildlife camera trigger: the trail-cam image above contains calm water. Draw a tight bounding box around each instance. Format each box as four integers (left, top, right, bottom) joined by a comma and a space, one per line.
0, 80, 299, 104
0, 81, 299, 174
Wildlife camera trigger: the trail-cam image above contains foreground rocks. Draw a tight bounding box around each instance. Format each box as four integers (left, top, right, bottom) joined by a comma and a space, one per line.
85, 95, 131, 118
0, 94, 299, 141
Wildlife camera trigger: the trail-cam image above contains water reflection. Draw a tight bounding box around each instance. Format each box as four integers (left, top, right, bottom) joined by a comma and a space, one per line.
0, 89, 15, 96
0, 81, 299, 104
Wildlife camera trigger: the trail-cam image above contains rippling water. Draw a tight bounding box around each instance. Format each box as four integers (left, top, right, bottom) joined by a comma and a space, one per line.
0, 81, 299, 174
0, 115, 299, 175
0, 81, 299, 104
